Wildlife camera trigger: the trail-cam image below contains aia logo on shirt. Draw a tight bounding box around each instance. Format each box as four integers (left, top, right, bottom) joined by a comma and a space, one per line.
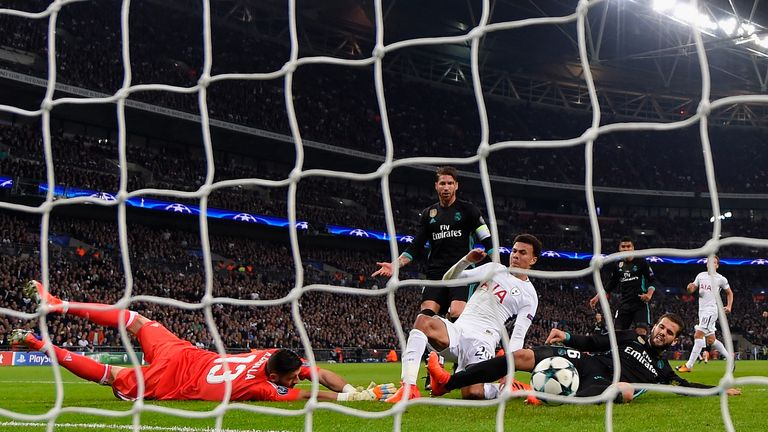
276, 385, 289, 395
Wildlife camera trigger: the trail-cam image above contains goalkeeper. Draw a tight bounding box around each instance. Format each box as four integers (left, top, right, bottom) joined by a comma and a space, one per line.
14, 280, 394, 402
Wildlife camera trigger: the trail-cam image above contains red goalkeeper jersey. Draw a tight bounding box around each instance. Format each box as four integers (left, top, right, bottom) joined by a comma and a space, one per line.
112, 323, 315, 401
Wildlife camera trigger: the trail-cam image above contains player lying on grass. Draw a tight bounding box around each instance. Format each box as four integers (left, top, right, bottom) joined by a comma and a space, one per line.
427, 313, 741, 403
387, 234, 542, 402
14, 280, 395, 402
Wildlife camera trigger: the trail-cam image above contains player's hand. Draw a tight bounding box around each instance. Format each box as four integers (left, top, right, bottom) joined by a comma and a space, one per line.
726, 388, 741, 396
545, 329, 567, 345
686, 283, 697, 293
466, 248, 487, 264
616, 382, 635, 403
372, 262, 393, 278
638, 293, 652, 303
588, 295, 599, 309
346, 382, 397, 401
724, 306, 732, 314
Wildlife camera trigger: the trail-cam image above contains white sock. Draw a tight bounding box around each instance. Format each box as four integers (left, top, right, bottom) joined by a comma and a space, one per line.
483, 383, 501, 399
402, 329, 428, 385
711, 339, 729, 358
686, 338, 705, 369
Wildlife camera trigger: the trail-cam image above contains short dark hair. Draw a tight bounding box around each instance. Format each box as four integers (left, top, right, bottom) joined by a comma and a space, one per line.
657, 312, 685, 337
514, 233, 542, 258
620, 236, 634, 244
435, 166, 458, 182
266, 349, 302, 375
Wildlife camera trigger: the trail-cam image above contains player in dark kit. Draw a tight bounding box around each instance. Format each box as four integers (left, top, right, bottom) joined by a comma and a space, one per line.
590, 237, 657, 336
372, 166, 493, 320
427, 313, 741, 402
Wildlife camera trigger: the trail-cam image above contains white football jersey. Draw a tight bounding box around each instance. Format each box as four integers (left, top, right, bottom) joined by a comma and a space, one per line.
453, 262, 538, 350
692, 271, 730, 312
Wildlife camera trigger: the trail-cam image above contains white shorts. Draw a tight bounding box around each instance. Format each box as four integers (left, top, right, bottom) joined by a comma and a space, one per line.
694, 311, 718, 336
437, 317, 497, 373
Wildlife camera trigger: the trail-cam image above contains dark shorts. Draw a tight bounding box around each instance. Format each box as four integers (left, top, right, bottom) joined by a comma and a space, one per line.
421, 275, 474, 315
614, 305, 651, 330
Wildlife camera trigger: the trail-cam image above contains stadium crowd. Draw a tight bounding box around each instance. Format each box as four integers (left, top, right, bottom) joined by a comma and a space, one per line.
3, 1, 768, 193
0, 211, 765, 358
3, 121, 768, 256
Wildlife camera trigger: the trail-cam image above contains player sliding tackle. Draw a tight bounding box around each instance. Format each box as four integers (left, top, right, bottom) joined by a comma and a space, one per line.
14, 281, 395, 402
387, 234, 542, 402
427, 313, 741, 403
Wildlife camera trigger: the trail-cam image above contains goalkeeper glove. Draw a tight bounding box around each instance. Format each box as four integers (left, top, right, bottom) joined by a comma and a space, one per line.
336, 382, 397, 401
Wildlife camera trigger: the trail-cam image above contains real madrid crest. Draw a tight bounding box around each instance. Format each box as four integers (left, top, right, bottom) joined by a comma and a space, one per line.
429, 208, 438, 218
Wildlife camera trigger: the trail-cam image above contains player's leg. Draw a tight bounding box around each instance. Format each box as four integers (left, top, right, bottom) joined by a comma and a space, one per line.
431, 346, 545, 395
420, 277, 450, 317
632, 305, 650, 337
707, 333, 730, 360
680, 327, 707, 372
446, 282, 472, 321
388, 315, 455, 402
418, 284, 449, 390
613, 309, 633, 331
457, 337, 496, 399
25, 280, 143, 332
10, 329, 118, 385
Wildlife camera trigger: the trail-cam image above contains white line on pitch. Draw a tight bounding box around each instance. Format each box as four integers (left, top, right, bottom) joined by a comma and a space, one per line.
0, 422, 287, 432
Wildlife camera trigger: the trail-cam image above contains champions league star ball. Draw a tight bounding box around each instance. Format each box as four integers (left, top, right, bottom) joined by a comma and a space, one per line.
531, 356, 579, 404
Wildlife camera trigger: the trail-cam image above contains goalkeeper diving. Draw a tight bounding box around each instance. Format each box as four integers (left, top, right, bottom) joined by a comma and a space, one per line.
13, 280, 395, 402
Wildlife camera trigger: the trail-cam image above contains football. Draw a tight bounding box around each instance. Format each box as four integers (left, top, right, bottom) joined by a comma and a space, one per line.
530, 356, 580, 404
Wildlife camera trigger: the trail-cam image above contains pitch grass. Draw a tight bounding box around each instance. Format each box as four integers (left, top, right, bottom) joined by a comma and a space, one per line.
0, 361, 765, 432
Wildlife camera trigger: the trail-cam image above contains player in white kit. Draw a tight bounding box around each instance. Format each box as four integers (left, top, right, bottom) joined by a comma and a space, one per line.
677, 256, 734, 372
386, 234, 541, 401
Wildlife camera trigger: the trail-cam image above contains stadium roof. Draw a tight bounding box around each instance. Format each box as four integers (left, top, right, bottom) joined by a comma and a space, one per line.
205, 0, 768, 124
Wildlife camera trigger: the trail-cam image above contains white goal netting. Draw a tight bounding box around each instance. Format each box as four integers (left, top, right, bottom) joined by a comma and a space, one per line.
0, 0, 767, 432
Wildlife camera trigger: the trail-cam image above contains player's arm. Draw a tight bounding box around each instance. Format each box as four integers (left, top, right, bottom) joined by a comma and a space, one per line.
546, 328, 635, 351
300, 383, 397, 402
638, 262, 657, 303
590, 268, 618, 309
724, 281, 733, 314
506, 304, 535, 352
577, 381, 636, 403
372, 209, 428, 277
659, 363, 741, 395
469, 206, 494, 255
442, 249, 487, 280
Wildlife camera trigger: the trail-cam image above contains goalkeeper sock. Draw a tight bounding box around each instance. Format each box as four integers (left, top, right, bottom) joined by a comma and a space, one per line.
711, 339, 729, 358
60, 301, 138, 329
402, 329, 428, 385
45, 344, 111, 384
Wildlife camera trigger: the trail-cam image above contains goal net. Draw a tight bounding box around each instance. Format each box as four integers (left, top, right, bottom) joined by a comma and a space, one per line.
0, 0, 766, 431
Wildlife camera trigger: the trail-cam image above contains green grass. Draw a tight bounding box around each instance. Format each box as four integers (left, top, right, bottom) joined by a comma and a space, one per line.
0, 361, 766, 431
